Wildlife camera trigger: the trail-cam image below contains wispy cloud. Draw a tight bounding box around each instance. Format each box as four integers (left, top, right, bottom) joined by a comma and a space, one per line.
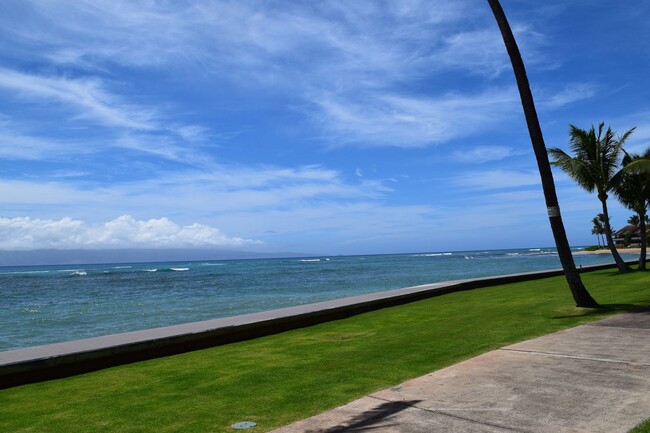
451, 145, 520, 163
539, 82, 598, 109
0, 68, 156, 130
0, 1, 536, 150
452, 169, 541, 190
311, 88, 519, 148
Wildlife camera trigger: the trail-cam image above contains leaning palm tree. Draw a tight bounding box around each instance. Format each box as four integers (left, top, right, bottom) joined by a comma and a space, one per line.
613, 148, 650, 270
548, 123, 635, 272
487, 0, 598, 307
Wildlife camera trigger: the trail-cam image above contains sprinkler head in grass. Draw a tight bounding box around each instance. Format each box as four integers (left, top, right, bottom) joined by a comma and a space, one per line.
232, 421, 256, 429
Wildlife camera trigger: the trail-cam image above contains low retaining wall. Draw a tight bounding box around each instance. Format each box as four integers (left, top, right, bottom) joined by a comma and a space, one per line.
0, 260, 636, 389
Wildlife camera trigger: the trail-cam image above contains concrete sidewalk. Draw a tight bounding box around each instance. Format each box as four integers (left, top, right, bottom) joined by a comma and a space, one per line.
271, 308, 650, 433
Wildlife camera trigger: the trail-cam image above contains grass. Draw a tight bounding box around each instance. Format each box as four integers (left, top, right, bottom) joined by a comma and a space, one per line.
631, 418, 650, 433
1, 268, 649, 433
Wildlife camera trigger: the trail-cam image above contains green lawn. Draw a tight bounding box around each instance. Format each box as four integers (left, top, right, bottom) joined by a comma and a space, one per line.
631, 418, 650, 433
1, 268, 649, 433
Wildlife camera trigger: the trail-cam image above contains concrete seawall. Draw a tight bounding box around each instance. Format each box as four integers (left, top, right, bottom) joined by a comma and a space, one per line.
0, 260, 635, 389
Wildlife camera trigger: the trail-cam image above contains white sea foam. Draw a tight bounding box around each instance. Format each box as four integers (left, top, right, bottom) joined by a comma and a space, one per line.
145, 268, 158, 272
299, 259, 321, 262
170, 267, 189, 271
1, 270, 50, 275
69, 271, 87, 276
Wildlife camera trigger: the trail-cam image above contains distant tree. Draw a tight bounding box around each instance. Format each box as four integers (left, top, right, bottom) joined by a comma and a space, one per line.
591, 215, 604, 247
613, 148, 650, 270
487, 0, 598, 307
548, 123, 635, 272
598, 213, 610, 246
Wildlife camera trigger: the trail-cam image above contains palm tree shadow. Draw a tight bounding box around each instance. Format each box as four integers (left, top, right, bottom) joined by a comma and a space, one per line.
304, 400, 422, 433
551, 303, 650, 319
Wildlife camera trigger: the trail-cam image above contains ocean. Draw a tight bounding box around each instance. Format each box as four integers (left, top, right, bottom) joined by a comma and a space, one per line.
0, 248, 637, 351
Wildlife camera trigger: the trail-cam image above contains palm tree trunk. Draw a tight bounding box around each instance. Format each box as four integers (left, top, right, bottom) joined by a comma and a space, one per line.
639, 212, 647, 271
600, 198, 632, 272
487, 0, 598, 307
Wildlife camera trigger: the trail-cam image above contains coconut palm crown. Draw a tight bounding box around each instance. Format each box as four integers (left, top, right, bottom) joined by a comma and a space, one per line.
613, 147, 650, 270
548, 122, 635, 272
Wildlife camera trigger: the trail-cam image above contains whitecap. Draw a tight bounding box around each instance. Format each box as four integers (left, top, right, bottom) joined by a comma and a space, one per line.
112, 266, 132, 269
170, 267, 189, 271
69, 271, 87, 276
144, 269, 158, 272
1, 270, 50, 275
299, 259, 321, 262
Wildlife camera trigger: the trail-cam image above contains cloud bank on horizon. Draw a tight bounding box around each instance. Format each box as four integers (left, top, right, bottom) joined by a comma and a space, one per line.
0, 215, 259, 250
0, 1, 648, 255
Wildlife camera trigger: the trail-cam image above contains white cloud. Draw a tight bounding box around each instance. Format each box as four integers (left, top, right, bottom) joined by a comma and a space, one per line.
434, 28, 511, 77
539, 82, 598, 109
0, 163, 388, 218
453, 170, 541, 190
0, 1, 529, 150
312, 88, 519, 148
0, 215, 259, 250
451, 145, 518, 163
0, 68, 156, 130
0, 125, 79, 160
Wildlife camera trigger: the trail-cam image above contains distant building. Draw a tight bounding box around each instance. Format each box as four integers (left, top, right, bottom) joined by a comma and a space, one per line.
613, 225, 642, 246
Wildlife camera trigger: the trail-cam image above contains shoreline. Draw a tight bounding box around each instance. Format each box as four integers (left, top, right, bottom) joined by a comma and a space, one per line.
0, 260, 636, 389
575, 247, 642, 255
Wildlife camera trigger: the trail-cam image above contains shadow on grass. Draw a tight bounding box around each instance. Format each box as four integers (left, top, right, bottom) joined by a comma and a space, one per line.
603, 270, 639, 277
304, 400, 422, 433
551, 304, 650, 319
550, 303, 648, 319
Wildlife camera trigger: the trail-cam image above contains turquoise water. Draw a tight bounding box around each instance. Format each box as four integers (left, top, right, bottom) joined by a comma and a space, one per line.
0, 248, 636, 351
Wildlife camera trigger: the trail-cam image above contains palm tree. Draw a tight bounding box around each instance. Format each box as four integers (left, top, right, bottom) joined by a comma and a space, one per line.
548, 123, 634, 272
591, 216, 604, 247
613, 148, 650, 270
487, 0, 598, 307
598, 213, 612, 246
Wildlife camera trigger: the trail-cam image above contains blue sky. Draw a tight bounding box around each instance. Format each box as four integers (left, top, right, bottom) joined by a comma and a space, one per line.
0, 0, 648, 255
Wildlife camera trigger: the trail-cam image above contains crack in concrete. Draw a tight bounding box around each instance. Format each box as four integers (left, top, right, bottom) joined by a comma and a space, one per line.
368, 395, 527, 432
499, 348, 650, 367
